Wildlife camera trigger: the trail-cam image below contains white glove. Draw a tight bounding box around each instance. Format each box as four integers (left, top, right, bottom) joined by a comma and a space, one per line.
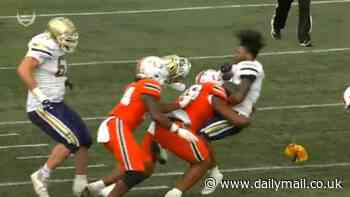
169, 82, 186, 92
177, 95, 192, 108
182, 85, 202, 100
177, 128, 198, 143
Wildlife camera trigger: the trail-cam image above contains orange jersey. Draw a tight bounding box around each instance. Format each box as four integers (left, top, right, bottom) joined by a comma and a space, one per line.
184, 83, 227, 131
110, 79, 161, 129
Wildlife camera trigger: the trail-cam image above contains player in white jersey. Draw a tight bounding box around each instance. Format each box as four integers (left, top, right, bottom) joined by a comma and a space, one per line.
17, 17, 92, 197
199, 30, 265, 195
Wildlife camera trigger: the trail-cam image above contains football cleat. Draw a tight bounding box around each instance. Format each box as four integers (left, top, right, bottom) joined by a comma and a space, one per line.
271, 29, 282, 40
201, 172, 223, 195
284, 143, 309, 164
31, 170, 50, 197
81, 184, 100, 197
47, 17, 79, 53
343, 87, 350, 111
299, 40, 312, 47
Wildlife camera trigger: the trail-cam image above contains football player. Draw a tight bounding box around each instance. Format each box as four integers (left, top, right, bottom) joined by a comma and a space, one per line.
124, 69, 249, 197
17, 17, 92, 197
83, 56, 197, 197
199, 29, 265, 195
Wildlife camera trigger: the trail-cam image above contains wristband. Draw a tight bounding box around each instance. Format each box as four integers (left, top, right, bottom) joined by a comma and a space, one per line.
32, 87, 49, 103
170, 123, 180, 133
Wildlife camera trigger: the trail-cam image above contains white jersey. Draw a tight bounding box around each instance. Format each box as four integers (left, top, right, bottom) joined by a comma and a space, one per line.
230, 60, 264, 117
25, 33, 68, 112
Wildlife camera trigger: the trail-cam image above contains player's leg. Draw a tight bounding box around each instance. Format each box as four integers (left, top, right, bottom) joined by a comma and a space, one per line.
298, 0, 312, 46
53, 102, 93, 196
200, 143, 223, 195
154, 128, 212, 196
199, 114, 244, 195
28, 103, 86, 197
86, 118, 151, 197
271, 0, 294, 39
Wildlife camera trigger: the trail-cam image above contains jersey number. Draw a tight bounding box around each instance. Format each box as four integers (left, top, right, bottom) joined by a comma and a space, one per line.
120, 87, 135, 106
55, 56, 67, 77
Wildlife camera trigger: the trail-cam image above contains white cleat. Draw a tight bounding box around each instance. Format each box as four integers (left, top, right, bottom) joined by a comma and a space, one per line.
31, 170, 50, 197
164, 188, 183, 197
201, 173, 224, 195
81, 184, 100, 197
99, 184, 115, 197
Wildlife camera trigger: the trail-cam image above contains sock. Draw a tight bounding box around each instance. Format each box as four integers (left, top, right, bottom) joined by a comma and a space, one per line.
165, 188, 183, 197
39, 163, 52, 179
73, 175, 88, 196
74, 174, 88, 182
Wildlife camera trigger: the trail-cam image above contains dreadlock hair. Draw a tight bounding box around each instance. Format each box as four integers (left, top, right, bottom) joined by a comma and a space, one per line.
236, 29, 265, 58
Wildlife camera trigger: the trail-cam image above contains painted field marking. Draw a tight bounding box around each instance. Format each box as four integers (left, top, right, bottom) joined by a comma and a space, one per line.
0, 0, 349, 19
1, 47, 350, 70
0, 144, 48, 150
0, 162, 349, 188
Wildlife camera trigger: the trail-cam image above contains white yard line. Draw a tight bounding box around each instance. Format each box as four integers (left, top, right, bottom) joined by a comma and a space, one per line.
57, 164, 107, 170
16, 155, 49, 160
0, 179, 169, 191
0, 0, 349, 19
0, 133, 19, 137
0, 144, 48, 150
0, 103, 342, 126
1, 47, 350, 70
0, 162, 349, 188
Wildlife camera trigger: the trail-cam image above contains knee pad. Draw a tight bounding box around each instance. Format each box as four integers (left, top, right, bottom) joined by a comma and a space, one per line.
122, 171, 148, 189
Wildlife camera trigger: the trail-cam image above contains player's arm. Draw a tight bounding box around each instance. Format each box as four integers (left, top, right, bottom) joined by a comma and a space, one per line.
17, 57, 51, 106
142, 94, 198, 142
225, 75, 256, 106
17, 57, 39, 90
212, 96, 250, 128
158, 102, 181, 113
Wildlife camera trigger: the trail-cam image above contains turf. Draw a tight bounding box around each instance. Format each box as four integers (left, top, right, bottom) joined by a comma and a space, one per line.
0, 0, 349, 196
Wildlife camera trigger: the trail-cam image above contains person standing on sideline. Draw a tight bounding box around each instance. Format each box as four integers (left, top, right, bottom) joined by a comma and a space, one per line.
271, 0, 312, 47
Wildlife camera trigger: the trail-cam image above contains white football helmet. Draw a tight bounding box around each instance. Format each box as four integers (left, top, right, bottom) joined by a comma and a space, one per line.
162, 55, 192, 83
136, 56, 169, 85
343, 87, 350, 110
47, 17, 79, 53
195, 69, 223, 85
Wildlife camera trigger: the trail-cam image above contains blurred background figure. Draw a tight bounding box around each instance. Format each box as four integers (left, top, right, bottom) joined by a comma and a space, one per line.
271, 0, 312, 47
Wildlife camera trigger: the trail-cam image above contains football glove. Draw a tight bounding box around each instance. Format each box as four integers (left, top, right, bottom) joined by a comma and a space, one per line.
284, 143, 308, 164
65, 79, 74, 90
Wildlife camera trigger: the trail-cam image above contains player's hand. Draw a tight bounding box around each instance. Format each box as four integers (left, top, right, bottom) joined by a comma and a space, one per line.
42, 100, 54, 111
65, 79, 74, 90
177, 95, 192, 108
219, 63, 232, 73
176, 128, 198, 142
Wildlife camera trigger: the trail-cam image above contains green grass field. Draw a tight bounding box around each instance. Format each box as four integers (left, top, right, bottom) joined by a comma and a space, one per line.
1, 0, 350, 196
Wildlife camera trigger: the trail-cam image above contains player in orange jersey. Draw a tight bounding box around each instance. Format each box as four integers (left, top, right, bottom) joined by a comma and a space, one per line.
83, 56, 198, 197
137, 69, 250, 197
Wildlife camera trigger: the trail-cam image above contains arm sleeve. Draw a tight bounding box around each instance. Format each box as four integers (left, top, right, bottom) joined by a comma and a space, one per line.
139, 80, 162, 99
25, 40, 53, 64
236, 62, 259, 77
210, 85, 228, 101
